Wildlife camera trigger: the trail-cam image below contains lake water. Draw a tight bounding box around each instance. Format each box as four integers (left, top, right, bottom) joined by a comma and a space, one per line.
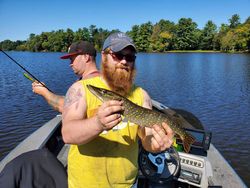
0, 52, 250, 186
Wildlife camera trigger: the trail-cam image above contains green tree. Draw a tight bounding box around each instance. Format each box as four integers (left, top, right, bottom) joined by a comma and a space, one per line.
63, 28, 75, 51
220, 30, 236, 51
244, 16, 250, 24
229, 14, 241, 29
139, 22, 153, 52
74, 28, 91, 42
213, 24, 230, 50
200, 20, 217, 50
129, 22, 153, 52
173, 18, 200, 50
0, 40, 15, 50
221, 20, 250, 51
1, 15, 250, 53
25, 34, 44, 52
40, 32, 50, 51
149, 19, 175, 52
88, 25, 113, 51
51, 29, 66, 52
128, 25, 140, 50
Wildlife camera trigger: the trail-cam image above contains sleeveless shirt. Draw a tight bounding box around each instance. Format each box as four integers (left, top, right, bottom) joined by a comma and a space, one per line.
68, 77, 144, 188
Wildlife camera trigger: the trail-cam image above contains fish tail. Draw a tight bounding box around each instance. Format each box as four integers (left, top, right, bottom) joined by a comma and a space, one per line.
182, 133, 196, 153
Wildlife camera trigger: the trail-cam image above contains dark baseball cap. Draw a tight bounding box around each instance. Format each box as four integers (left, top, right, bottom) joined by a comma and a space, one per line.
60, 41, 96, 59
102, 32, 136, 52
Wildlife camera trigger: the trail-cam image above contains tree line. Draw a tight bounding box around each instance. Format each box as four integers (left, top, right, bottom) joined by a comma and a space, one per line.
1, 14, 250, 53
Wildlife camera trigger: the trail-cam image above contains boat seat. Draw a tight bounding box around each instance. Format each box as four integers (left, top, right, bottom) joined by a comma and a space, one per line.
0, 148, 67, 188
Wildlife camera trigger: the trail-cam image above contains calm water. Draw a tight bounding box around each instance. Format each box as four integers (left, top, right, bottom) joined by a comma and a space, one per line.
0, 52, 250, 186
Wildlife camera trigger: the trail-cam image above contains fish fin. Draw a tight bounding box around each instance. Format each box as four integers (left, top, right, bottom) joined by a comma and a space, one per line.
182, 133, 196, 153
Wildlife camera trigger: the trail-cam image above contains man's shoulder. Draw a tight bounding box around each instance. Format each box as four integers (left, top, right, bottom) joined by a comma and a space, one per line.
68, 81, 84, 92
132, 84, 146, 93
132, 85, 151, 102
79, 76, 106, 89
79, 76, 101, 83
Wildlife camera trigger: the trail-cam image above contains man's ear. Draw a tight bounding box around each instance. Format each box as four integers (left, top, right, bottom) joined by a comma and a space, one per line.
84, 54, 90, 63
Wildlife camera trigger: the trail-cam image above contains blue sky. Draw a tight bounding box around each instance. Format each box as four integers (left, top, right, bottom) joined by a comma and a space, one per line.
0, 0, 250, 41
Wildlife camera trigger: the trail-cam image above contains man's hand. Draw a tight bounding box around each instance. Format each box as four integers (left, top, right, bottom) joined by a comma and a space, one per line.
32, 81, 48, 96
149, 122, 174, 151
139, 122, 174, 153
95, 100, 124, 131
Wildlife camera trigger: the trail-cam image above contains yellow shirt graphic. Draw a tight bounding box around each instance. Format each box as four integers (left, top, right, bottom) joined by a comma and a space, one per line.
68, 77, 143, 188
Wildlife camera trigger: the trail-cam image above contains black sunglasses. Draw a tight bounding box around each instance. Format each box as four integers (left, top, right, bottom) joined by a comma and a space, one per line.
111, 52, 136, 62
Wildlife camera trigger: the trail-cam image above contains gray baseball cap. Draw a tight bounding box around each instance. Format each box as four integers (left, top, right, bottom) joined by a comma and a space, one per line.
102, 32, 136, 52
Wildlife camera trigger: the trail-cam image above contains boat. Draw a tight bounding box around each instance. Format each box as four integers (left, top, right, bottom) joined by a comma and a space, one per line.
0, 100, 247, 188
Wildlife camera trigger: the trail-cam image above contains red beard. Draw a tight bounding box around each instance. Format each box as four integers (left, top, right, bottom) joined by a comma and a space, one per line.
101, 56, 136, 96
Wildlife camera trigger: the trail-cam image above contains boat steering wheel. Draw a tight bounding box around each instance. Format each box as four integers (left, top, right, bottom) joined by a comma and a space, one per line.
139, 146, 180, 184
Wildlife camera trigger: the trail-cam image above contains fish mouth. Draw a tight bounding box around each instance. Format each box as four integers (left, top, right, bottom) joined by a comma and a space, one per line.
86, 85, 104, 102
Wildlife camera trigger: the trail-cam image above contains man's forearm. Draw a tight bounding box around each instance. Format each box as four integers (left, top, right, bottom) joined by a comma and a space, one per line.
45, 92, 65, 113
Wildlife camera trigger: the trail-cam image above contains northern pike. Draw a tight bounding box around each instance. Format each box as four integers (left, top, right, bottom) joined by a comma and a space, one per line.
87, 84, 195, 153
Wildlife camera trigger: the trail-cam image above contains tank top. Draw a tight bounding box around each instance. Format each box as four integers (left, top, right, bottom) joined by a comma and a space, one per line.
68, 77, 144, 188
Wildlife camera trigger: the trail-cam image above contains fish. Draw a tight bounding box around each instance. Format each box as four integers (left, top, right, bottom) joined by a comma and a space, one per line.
87, 84, 195, 153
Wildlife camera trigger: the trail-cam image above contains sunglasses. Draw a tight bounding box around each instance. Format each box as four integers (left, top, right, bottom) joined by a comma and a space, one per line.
110, 52, 136, 62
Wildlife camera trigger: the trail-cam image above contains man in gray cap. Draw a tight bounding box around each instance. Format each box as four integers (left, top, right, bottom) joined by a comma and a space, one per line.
62, 32, 174, 188
32, 41, 99, 113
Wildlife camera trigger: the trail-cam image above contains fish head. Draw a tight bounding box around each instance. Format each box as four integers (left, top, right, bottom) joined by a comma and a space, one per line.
87, 84, 123, 102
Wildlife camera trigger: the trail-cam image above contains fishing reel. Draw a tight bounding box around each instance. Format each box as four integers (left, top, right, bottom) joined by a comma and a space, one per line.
139, 146, 180, 184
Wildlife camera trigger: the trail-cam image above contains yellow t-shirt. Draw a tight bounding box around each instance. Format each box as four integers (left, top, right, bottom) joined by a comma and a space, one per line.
68, 77, 144, 188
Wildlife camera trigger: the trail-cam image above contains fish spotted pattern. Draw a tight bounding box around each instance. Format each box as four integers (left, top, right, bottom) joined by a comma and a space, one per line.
87, 84, 195, 153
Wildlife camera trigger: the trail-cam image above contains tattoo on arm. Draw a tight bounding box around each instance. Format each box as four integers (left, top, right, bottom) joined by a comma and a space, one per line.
48, 95, 63, 111
64, 88, 83, 109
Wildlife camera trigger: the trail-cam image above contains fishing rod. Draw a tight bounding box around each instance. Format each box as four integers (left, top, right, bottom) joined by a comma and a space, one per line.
0, 49, 53, 93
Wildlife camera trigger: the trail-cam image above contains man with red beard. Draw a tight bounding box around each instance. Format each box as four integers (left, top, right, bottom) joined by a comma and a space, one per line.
62, 32, 174, 188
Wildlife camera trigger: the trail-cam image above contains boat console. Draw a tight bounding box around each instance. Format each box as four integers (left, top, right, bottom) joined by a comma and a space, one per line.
176, 128, 212, 156
137, 128, 214, 188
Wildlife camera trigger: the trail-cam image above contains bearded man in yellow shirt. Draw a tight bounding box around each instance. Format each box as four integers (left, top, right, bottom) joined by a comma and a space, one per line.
62, 32, 174, 188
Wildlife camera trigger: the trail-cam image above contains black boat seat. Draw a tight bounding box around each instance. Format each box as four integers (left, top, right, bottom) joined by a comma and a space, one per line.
0, 148, 67, 188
